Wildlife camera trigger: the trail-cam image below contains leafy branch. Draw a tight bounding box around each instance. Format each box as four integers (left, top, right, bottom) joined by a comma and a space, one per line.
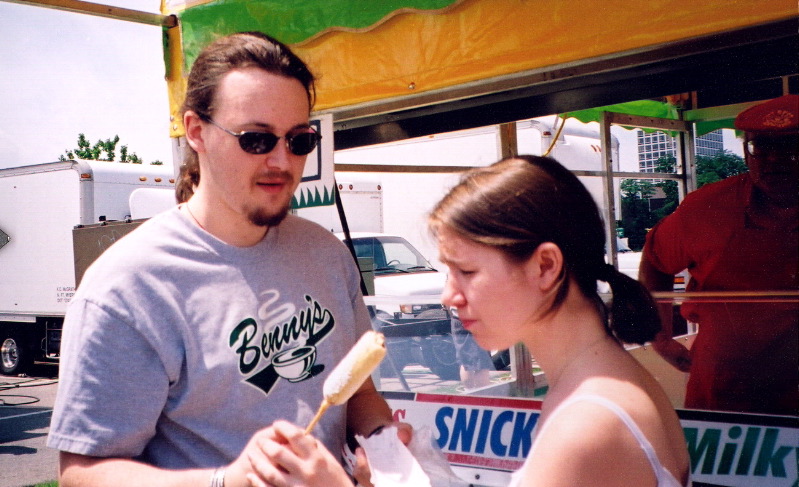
59, 133, 163, 165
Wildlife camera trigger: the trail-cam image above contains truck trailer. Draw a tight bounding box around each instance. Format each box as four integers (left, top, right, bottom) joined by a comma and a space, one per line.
0, 160, 175, 375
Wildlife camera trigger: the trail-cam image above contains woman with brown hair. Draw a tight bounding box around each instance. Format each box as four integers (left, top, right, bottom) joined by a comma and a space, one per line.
430, 155, 689, 486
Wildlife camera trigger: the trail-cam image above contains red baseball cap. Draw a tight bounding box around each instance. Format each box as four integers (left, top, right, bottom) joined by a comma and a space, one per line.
734, 94, 799, 133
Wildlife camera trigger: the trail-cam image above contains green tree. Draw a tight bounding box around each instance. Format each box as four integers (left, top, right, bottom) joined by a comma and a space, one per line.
59, 133, 163, 165
648, 151, 747, 220
652, 155, 679, 222
619, 150, 747, 250
695, 150, 747, 187
620, 178, 658, 250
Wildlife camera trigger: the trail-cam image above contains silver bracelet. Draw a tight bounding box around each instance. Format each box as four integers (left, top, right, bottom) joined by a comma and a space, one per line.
210, 467, 226, 487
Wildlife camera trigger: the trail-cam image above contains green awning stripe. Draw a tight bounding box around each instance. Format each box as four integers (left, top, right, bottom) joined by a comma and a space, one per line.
179, 0, 458, 70
694, 119, 737, 136
566, 100, 680, 127
564, 100, 736, 136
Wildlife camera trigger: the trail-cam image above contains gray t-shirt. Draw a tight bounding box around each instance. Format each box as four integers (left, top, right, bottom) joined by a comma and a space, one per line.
47, 207, 372, 469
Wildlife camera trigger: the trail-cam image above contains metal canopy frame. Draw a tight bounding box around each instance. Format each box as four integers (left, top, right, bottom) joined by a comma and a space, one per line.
599, 112, 693, 268
3, 0, 176, 26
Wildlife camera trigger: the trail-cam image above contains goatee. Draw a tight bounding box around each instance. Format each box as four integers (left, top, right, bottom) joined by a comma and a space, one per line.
249, 203, 290, 227
249, 169, 295, 227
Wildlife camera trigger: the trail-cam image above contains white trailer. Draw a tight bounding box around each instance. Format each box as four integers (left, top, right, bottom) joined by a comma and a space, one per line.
0, 160, 175, 375
292, 179, 384, 234
332, 117, 621, 268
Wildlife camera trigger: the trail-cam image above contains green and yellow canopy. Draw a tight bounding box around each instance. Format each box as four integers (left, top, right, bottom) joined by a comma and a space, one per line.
161, 0, 796, 137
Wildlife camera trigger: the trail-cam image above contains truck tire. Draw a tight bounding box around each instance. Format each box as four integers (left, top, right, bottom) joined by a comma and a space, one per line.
1, 333, 33, 376
425, 335, 461, 381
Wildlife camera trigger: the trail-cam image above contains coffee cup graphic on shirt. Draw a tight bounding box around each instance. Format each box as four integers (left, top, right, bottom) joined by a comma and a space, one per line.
272, 345, 318, 382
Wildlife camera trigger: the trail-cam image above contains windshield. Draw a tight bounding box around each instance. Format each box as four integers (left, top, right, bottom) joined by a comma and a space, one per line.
352, 236, 435, 274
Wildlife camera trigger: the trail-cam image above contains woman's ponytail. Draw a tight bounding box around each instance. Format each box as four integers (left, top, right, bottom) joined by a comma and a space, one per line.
600, 264, 661, 345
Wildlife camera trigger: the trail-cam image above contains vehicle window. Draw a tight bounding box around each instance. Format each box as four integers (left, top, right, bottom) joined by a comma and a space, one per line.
352, 238, 374, 260
363, 236, 433, 270
381, 240, 422, 267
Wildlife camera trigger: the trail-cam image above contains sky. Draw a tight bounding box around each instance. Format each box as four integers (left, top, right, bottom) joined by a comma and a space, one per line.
0, 1, 173, 170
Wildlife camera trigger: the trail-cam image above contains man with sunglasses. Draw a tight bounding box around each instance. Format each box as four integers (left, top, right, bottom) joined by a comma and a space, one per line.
640, 94, 798, 416
49, 32, 401, 487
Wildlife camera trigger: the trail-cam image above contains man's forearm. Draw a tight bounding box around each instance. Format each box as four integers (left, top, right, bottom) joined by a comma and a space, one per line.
639, 252, 692, 371
59, 452, 217, 487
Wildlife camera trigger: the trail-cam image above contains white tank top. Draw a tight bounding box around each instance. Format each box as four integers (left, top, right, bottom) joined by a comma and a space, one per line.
508, 395, 688, 487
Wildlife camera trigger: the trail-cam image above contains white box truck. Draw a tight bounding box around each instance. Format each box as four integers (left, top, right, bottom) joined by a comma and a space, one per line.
331, 117, 622, 268
0, 160, 175, 375
293, 179, 384, 233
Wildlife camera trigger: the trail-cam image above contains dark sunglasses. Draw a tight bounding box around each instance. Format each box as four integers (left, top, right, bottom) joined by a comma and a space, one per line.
201, 116, 321, 156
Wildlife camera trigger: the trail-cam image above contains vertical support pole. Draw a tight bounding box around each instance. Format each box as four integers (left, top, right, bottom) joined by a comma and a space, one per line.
498, 122, 535, 396
680, 127, 697, 196
172, 137, 186, 181
600, 112, 618, 268
498, 122, 518, 158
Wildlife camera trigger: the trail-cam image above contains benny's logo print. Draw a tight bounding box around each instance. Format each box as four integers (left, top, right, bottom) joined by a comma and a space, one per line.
271, 345, 320, 382
229, 290, 334, 396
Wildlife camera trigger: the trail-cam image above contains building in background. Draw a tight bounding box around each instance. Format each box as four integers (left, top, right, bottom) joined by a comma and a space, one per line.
694, 130, 724, 157
636, 129, 725, 172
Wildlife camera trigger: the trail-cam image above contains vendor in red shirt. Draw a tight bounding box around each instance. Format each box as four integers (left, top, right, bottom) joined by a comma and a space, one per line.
640, 94, 798, 416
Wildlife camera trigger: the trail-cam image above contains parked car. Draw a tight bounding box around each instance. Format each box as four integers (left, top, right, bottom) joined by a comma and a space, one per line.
337, 233, 460, 380
338, 232, 445, 312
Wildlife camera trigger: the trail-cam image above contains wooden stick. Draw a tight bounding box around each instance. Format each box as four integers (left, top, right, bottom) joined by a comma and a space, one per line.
305, 400, 330, 434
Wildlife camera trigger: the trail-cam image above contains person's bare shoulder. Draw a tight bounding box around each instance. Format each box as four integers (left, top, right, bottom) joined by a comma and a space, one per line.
521, 400, 655, 487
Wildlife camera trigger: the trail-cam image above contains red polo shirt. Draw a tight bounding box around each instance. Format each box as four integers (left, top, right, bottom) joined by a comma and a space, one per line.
644, 174, 798, 415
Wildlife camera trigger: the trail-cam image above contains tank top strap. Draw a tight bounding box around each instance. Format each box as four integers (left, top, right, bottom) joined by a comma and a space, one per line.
555, 395, 663, 473
513, 394, 686, 487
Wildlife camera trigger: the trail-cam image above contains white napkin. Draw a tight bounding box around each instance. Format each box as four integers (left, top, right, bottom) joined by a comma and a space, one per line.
357, 425, 431, 487
357, 426, 469, 487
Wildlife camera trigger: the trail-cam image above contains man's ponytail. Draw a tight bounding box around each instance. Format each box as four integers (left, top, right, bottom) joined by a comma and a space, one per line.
175, 157, 199, 204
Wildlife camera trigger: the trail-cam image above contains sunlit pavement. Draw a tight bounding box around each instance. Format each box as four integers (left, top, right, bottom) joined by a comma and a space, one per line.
0, 365, 59, 487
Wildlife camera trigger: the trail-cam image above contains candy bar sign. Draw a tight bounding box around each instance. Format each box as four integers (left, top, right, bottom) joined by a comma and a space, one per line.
679, 410, 798, 487
385, 392, 543, 486
385, 393, 799, 487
